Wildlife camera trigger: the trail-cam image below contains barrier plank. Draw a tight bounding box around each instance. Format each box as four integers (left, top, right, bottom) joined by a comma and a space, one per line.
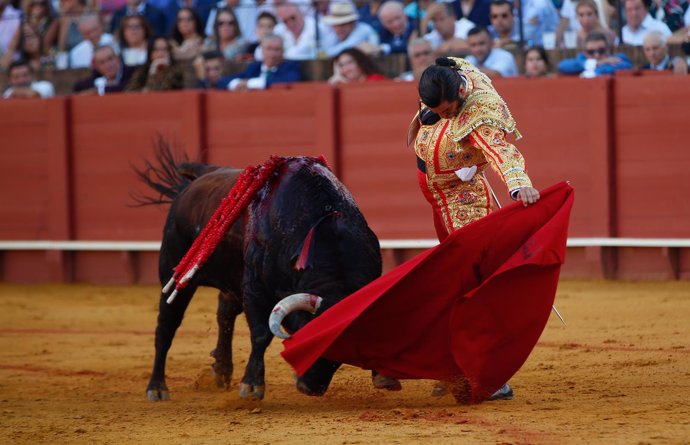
613, 76, 690, 238
69, 91, 203, 241
204, 84, 337, 171
336, 81, 430, 239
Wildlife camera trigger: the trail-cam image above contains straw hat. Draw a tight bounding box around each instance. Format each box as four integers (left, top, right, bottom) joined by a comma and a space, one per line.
322, 2, 359, 26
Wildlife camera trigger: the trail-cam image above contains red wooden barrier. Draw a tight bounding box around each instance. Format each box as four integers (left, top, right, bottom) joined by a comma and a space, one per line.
68, 91, 204, 282
336, 81, 430, 239
0, 98, 70, 281
1, 76, 689, 283
612, 76, 690, 279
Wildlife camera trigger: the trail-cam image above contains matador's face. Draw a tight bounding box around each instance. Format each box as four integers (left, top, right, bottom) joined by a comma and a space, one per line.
427, 99, 463, 119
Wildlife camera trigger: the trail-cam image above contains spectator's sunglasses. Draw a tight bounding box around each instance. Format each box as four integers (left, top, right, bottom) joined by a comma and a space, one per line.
585, 47, 607, 56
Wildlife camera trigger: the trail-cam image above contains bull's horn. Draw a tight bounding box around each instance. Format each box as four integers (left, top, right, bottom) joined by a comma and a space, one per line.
268, 293, 323, 340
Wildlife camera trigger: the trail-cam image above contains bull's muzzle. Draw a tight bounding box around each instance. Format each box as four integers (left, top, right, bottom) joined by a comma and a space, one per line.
268, 293, 323, 339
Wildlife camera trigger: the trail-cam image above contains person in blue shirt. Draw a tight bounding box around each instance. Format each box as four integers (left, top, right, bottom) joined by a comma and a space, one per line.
558, 31, 633, 76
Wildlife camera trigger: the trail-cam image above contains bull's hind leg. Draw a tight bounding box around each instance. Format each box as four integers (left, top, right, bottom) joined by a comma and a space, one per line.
210, 291, 243, 388
146, 284, 197, 401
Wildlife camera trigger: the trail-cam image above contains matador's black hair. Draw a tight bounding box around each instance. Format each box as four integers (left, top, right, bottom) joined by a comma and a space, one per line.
418, 58, 463, 108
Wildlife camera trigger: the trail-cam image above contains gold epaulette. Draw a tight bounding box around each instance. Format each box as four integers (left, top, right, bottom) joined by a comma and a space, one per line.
446, 57, 522, 141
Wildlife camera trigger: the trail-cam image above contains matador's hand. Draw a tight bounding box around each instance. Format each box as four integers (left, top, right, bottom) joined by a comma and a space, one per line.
518, 187, 540, 207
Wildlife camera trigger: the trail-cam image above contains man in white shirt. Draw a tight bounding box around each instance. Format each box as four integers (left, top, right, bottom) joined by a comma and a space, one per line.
274, 2, 328, 60
423, 2, 474, 55
622, 0, 672, 46
465, 26, 518, 78
70, 15, 119, 69
3, 60, 55, 99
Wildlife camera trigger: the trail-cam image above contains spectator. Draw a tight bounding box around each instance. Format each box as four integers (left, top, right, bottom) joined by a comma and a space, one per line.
558, 0, 613, 42
1, 22, 48, 72
194, 49, 225, 88
328, 47, 385, 83
465, 26, 518, 77
648, 0, 689, 32
244, 11, 277, 61
202, 7, 247, 61
23, 0, 59, 51
221, 34, 301, 90
118, 15, 151, 66
127, 36, 184, 91
451, 0, 493, 28
396, 37, 434, 80
558, 31, 632, 76
571, 0, 616, 48
57, 0, 90, 55
519, 0, 560, 46
404, 0, 434, 26
622, 0, 672, 45
170, 7, 205, 62
70, 14, 118, 68
321, 2, 379, 58
0, 0, 22, 59
2, 59, 55, 99
488, 0, 520, 50
161, 0, 215, 38
641, 30, 688, 74
205, 0, 259, 44
523, 45, 554, 77
274, 1, 327, 59
73, 44, 136, 94
422, 2, 474, 55
372, 0, 417, 55
109, 0, 167, 38
357, 0, 384, 33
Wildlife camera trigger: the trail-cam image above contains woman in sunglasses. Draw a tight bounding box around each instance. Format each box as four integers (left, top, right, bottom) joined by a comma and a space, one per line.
202, 8, 247, 62
557, 31, 632, 76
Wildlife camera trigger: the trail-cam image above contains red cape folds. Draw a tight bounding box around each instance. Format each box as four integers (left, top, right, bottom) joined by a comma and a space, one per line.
281, 182, 574, 403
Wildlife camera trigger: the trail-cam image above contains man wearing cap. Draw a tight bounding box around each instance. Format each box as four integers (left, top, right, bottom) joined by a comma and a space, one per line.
321, 2, 380, 58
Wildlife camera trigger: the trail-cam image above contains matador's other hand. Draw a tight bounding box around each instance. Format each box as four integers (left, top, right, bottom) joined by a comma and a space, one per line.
518, 187, 540, 207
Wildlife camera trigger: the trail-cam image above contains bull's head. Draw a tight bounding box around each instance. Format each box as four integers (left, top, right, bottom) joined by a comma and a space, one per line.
269, 293, 342, 397
268, 293, 323, 339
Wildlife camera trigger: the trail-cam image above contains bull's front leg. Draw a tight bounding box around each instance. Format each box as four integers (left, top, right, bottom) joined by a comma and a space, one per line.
238, 295, 273, 400
146, 284, 197, 401
210, 291, 243, 389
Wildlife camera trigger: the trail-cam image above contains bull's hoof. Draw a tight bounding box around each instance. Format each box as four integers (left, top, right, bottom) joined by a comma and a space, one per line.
210, 351, 233, 389
146, 387, 170, 401
238, 382, 265, 400
372, 374, 402, 391
295, 380, 327, 397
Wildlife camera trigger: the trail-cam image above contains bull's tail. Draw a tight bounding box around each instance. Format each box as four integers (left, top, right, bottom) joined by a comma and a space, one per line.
130, 136, 220, 206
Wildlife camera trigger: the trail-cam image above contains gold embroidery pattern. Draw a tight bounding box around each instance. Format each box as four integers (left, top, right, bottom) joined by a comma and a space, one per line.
446, 57, 522, 142
413, 58, 533, 234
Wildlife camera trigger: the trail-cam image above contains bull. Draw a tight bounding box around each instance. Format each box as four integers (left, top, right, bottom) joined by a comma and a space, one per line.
135, 146, 399, 401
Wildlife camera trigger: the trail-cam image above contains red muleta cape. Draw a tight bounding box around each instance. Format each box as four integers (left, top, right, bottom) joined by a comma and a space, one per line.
281, 181, 574, 403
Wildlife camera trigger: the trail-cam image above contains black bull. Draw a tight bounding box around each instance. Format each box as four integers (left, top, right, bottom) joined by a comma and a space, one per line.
139, 154, 385, 401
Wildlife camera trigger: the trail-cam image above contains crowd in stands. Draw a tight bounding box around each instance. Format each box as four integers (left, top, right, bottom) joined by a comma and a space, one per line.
1, 0, 690, 98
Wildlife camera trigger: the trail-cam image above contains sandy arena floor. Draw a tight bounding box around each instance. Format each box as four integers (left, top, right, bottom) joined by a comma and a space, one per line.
0, 280, 689, 445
